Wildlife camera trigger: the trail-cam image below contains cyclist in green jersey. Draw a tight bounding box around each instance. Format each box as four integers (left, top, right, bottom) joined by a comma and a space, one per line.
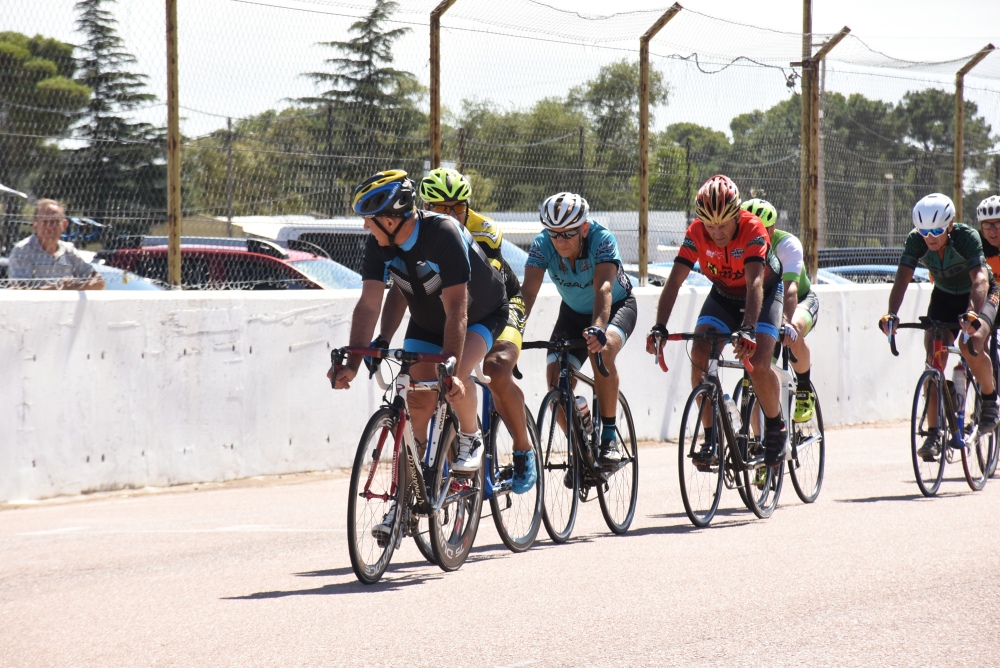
879, 193, 1000, 458
742, 198, 819, 422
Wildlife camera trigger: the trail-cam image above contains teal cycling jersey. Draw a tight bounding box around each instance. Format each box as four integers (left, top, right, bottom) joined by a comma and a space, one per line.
525, 220, 632, 314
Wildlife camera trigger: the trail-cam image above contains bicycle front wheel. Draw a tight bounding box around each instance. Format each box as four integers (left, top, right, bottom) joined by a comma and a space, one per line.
429, 417, 485, 572
597, 391, 639, 534
962, 379, 990, 491
789, 382, 825, 503
911, 369, 947, 497
489, 406, 543, 553
347, 407, 404, 585
739, 390, 784, 519
677, 384, 724, 528
537, 390, 579, 543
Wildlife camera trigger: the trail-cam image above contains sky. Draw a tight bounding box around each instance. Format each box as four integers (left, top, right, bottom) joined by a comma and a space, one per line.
4, 0, 1000, 138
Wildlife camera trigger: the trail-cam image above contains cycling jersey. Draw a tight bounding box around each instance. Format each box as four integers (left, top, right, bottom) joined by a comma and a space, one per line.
361, 211, 507, 334
675, 209, 782, 299
980, 231, 1000, 277
466, 208, 522, 302
526, 220, 632, 315
900, 223, 989, 295
770, 228, 811, 297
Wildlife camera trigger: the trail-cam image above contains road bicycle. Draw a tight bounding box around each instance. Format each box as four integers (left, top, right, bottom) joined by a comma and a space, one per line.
332, 345, 485, 584
731, 336, 826, 504
523, 339, 639, 542
409, 378, 544, 561
888, 317, 999, 495
654, 331, 784, 527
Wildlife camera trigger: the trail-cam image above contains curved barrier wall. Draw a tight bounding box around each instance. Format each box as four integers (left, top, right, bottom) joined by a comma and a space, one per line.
0, 284, 930, 501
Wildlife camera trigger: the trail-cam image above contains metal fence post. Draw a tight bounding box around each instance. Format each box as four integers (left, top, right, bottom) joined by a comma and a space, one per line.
430, 0, 458, 170
954, 44, 995, 222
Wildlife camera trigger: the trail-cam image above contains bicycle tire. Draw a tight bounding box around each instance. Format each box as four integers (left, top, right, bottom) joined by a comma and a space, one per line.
911, 369, 947, 497
677, 383, 724, 527
489, 406, 543, 552
738, 387, 784, 518
987, 337, 1000, 478
427, 416, 485, 572
347, 407, 404, 585
411, 516, 436, 565
537, 390, 579, 543
961, 375, 989, 491
789, 381, 826, 503
596, 391, 639, 534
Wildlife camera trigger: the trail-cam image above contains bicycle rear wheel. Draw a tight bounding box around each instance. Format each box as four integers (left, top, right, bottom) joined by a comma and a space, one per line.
739, 389, 784, 519
678, 384, 724, 527
429, 416, 485, 571
489, 406, 543, 552
961, 378, 990, 491
347, 407, 404, 585
537, 390, 579, 543
789, 382, 826, 503
911, 369, 947, 497
597, 391, 639, 534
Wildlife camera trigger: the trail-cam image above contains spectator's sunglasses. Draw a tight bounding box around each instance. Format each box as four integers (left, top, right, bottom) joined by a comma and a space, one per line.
547, 229, 580, 240
917, 227, 947, 237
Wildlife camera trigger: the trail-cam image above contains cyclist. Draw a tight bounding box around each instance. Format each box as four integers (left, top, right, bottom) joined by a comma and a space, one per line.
879, 193, 1000, 459
368, 167, 535, 494
976, 195, 1000, 277
742, 197, 819, 422
327, 170, 509, 535
646, 175, 788, 468
520, 192, 637, 464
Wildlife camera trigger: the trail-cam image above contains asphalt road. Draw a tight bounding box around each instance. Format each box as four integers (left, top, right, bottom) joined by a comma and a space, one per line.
1, 423, 998, 667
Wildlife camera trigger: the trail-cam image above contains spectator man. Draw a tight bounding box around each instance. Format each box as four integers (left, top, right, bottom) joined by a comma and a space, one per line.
9, 199, 104, 290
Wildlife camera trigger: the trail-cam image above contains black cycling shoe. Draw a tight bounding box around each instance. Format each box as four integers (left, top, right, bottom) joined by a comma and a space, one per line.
691, 442, 717, 468
978, 398, 1000, 434
764, 423, 788, 468
917, 430, 942, 461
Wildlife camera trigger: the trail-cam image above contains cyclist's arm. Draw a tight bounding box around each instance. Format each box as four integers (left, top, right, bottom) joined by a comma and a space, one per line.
591, 262, 616, 331
968, 264, 989, 313
782, 279, 798, 322
886, 265, 914, 316
377, 283, 407, 341
654, 262, 691, 326
520, 266, 546, 319
439, 282, 469, 367
345, 280, 387, 372
742, 261, 765, 329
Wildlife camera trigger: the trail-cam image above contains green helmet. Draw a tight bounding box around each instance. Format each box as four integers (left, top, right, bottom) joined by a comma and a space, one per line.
742, 198, 778, 228
419, 167, 471, 203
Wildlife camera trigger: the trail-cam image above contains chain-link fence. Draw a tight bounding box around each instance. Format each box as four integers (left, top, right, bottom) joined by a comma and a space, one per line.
1, 0, 998, 288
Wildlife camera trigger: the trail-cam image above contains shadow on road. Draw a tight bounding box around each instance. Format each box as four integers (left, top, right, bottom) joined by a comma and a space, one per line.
835, 490, 963, 504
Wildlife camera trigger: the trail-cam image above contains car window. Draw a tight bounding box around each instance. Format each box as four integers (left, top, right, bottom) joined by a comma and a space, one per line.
297, 232, 369, 274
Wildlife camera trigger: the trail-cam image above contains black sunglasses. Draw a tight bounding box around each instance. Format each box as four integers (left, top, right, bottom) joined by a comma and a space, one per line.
547, 229, 580, 240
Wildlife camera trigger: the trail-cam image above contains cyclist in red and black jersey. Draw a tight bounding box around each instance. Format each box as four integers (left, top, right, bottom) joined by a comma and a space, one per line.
645, 174, 788, 468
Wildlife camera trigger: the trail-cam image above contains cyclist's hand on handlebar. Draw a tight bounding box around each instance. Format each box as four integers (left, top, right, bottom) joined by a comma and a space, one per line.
328, 364, 357, 390
362, 335, 389, 376
583, 326, 607, 353
781, 322, 798, 343
646, 323, 668, 355
879, 313, 898, 336
445, 375, 467, 403
732, 326, 757, 362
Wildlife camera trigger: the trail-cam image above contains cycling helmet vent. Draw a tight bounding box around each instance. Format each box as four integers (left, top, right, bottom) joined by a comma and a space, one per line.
419, 168, 472, 203
540, 192, 589, 230
912, 193, 955, 230
741, 198, 777, 228
696, 175, 742, 227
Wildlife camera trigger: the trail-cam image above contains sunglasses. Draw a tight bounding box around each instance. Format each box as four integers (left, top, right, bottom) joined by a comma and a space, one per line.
426, 202, 467, 217
917, 227, 947, 238
547, 229, 580, 240
981, 221, 1000, 231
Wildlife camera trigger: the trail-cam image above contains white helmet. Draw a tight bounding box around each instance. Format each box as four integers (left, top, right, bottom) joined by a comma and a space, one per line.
977, 195, 1000, 222
540, 192, 589, 230
912, 193, 955, 230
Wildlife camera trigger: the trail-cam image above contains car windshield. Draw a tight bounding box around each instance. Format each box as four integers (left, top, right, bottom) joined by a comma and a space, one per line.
289, 258, 363, 289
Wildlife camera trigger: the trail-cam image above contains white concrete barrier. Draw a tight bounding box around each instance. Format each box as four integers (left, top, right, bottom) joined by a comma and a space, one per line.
0, 283, 932, 501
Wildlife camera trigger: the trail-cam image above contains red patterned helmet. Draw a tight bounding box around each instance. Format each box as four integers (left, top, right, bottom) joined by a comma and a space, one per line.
695, 175, 742, 227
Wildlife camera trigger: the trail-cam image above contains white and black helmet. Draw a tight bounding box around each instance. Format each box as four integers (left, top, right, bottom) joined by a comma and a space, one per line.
912, 193, 955, 230
540, 192, 589, 230
977, 195, 1000, 222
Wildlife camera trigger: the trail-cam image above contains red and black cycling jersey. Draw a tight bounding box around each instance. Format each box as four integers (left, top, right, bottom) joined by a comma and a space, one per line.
675, 209, 782, 299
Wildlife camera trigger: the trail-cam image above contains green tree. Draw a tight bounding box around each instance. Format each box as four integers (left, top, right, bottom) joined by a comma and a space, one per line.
651, 123, 731, 211
68, 0, 165, 230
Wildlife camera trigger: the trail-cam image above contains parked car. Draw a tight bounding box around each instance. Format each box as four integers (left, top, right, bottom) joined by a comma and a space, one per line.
97, 237, 362, 290
822, 264, 929, 284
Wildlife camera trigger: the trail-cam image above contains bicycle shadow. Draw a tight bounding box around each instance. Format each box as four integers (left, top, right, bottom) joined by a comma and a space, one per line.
835, 489, 964, 504
224, 559, 446, 599
636, 509, 757, 534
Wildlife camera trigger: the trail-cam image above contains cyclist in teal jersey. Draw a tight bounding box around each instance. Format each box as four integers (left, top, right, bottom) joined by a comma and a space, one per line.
521, 192, 637, 464
880, 193, 1000, 458
742, 198, 819, 422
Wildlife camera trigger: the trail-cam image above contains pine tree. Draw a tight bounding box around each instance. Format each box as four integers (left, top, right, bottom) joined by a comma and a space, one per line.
71, 0, 165, 230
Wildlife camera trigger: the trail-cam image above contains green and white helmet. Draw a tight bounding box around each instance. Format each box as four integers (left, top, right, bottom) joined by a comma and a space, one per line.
741, 198, 778, 228
419, 167, 471, 203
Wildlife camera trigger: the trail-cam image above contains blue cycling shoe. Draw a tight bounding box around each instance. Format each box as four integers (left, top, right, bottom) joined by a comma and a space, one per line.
511, 448, 537, 494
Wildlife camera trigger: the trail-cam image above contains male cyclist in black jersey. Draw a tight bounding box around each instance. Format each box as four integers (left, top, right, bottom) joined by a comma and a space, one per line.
879, 193, 1000, 458
328, 170, 510, 534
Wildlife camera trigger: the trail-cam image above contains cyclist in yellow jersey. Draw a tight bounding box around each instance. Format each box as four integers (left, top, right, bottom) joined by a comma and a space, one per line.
373, 168, 536, 494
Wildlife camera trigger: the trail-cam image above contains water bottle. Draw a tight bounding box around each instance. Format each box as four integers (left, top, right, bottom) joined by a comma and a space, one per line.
575, 395, 593, 438
723, 394, 740, 428
952, 363, 967, 415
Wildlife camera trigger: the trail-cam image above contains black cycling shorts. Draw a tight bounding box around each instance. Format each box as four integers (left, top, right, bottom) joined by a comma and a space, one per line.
403, 304, 510, 353
548, 296, 637, 369
927, 284, 999, 332
696, 281, 784, 341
